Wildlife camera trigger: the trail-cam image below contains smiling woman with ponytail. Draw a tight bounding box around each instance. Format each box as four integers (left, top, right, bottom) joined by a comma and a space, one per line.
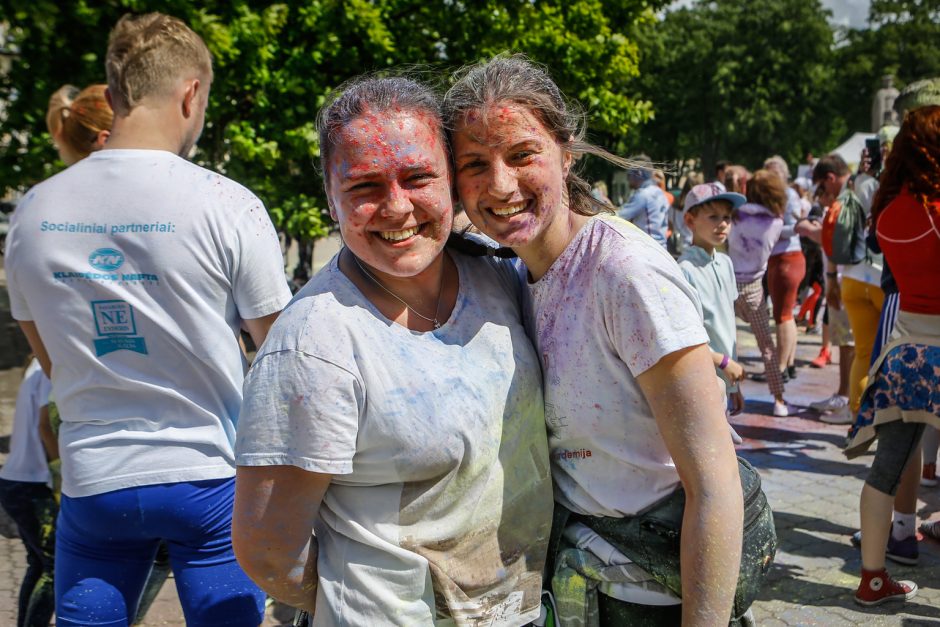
444, 54, 759, 626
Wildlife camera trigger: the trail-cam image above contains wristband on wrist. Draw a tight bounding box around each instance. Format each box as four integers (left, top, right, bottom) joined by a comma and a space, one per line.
719, 354, 730, 370
826, 272, 838, 277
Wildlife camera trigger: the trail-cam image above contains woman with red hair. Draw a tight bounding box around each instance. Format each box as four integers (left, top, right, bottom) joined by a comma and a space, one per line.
846, 105, 940, 607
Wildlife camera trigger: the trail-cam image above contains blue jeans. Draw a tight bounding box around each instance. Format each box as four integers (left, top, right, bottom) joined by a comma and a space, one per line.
55, 477, 264, 626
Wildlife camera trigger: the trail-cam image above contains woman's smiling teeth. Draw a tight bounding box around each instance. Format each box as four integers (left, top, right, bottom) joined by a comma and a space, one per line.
491, 203, 527, 217
378, 226, 420, 241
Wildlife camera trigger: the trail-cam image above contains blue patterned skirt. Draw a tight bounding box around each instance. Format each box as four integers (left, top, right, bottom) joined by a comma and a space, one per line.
845, 340, 940, 458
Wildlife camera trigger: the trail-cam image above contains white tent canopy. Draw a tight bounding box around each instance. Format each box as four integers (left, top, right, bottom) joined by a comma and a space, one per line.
829, 132, 873, 170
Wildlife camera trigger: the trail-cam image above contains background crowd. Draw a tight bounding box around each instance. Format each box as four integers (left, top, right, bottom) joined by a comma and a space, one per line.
611, 114, 940, 608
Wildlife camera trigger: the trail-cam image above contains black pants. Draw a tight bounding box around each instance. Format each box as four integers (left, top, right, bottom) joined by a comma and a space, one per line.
0, 478, 57, 627
597, 593, 755, 626
597, 593, 683, 625
866, 421, 926, 495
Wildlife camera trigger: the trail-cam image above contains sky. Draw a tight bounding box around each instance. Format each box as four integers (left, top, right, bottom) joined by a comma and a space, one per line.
670, 0, 871, 29
824, 0, 871, 28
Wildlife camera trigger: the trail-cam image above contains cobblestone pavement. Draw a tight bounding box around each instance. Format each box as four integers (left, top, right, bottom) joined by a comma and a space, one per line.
1, 259, 938, 624
734, 328, 940, 626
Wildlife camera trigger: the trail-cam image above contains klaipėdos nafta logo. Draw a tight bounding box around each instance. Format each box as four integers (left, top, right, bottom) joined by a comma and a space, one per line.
88, 247, 125, 272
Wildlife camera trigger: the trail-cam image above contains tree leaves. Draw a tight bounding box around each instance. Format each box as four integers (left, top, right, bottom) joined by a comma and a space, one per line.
628, 0, 838, 173
0, 0, 661, 239
626, 0, 940, 175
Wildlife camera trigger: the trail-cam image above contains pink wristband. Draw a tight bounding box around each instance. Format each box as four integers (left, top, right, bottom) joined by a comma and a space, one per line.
719, 354, 730, 370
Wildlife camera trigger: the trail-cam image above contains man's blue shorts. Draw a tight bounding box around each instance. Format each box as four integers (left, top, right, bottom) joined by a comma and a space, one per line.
55, 477, 264, 626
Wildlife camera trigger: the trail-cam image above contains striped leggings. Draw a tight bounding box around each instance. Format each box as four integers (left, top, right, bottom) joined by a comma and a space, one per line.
735, 278, 785, 398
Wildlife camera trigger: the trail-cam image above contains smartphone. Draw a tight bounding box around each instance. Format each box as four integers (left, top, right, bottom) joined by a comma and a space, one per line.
865, 137, 882, 174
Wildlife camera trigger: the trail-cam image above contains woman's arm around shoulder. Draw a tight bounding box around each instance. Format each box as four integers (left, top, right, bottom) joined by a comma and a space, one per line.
233, 465, 332, 612
232, 335, 361, 612
637, 343, 744, 626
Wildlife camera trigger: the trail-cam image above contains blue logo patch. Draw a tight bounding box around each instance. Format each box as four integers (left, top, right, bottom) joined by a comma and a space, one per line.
91, 300, 148, 356
88, 248, 125, 271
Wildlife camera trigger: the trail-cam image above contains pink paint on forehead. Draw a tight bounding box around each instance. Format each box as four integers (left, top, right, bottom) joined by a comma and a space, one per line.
329, 111, 447, 183
455, 103, 553, 151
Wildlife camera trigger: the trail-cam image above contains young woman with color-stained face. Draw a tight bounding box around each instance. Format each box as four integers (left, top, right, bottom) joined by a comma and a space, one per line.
231, 76, 553, 626
444, 55, 744, 625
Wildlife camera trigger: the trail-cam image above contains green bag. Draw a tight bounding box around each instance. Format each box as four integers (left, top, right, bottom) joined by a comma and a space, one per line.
570, 457, 777, 620
822, 191, 868, 265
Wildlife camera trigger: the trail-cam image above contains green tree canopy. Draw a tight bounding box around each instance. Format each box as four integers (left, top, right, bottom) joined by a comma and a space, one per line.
0, 0, 664, 238
833, 0, 940, 134
626, 0, 839, 174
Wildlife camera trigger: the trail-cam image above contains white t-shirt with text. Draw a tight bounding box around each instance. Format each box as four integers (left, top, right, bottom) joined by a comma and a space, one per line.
5, 149, 291, 497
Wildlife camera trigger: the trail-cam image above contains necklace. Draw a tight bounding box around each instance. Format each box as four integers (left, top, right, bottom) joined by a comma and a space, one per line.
352, 253, 446, 329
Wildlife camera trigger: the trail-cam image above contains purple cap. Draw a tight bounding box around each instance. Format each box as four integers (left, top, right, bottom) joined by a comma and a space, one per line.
683, 183, 746, 213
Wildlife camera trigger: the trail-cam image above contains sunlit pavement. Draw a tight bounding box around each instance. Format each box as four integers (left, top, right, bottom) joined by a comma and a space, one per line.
735, 320, 940, 626
1, 257, 938, 624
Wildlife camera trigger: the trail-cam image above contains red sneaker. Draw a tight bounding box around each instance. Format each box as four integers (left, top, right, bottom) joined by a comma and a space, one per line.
810, 346, 832, 368
854, 568, 917, 606
923, 462, 938, 487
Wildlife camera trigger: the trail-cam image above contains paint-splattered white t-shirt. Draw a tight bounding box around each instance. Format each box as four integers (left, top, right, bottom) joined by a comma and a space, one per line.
236, 250, 553, 627
527, 216, 709, 518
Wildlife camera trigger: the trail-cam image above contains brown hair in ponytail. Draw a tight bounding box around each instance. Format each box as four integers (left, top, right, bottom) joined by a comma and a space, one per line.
46, 84, 80, 138
57, 84, 114, 161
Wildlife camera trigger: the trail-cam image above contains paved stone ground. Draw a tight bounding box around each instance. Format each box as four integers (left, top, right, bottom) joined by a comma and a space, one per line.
734, 329, 940, 626
1, 243, 938, 625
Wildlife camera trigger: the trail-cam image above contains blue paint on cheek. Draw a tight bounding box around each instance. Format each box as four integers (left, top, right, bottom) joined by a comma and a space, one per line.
330, 158, 351, 182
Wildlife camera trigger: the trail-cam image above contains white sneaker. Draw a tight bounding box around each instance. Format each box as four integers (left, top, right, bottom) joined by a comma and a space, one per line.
820, 405, 853, 424
773, 400, 789, 417
810, 394, 849, 413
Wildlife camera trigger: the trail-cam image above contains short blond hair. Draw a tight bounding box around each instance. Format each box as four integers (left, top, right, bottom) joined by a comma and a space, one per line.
106, 12, 212, 115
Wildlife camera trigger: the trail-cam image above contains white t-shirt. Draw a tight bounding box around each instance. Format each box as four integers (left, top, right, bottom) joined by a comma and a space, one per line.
0, 359, 52, 484
770, 187, 804, 256
526, 216, 709, 517
855, 172, 879, 213
236, 251, 552, 627
5, 149, 291, 497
